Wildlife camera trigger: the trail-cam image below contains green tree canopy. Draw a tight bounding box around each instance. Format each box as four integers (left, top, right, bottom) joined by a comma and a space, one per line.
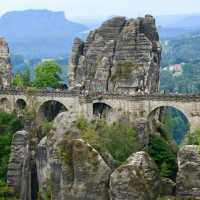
33, 61, 62, 89
147, 135, 177, 179
12, 68, 31, 88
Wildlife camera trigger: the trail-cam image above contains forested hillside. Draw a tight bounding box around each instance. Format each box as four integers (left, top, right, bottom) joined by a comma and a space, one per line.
161, 34, 200, 93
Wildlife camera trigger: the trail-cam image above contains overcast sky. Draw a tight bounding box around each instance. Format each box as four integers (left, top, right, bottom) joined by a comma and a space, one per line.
1, 0, 200, 20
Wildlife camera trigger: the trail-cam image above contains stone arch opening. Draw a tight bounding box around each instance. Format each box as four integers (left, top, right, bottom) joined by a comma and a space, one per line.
148, 106, 190, 144
39, 100, 67, 121
16, 99, 27, 110
93, 102, 112, 119
0, 97, 10, 112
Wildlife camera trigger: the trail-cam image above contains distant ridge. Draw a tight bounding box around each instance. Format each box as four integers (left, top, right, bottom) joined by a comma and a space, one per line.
0, 9, 87, 58
156, 14, 200, 29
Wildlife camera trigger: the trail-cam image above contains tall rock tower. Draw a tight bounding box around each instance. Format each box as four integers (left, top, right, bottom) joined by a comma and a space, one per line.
0, 37, 12, 88
69, 15, 161, 95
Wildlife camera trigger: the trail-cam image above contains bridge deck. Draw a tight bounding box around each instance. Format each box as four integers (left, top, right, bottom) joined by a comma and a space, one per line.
0, 89, 200, 102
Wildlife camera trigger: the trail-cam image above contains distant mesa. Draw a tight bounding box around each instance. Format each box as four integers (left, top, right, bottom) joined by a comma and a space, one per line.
0, 9, 87, 58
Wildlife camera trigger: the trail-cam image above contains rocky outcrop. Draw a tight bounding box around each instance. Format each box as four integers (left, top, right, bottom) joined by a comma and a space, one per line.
69, 15, 161, 95
0, 37, 12, 88
176, 145, 200, 198
134, 118, 150, 147
160, 178, 176, 196
36, 112, 111, 200
36, 139, 111, 200
110, 151, 160, 200
7, 130, 31, 200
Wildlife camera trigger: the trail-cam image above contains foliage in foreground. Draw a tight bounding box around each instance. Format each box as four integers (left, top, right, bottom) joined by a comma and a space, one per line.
0, 180, 16, 200
184, 129, 200, 146
75, 117, 139, 163
147, 135, 177, 179
0, 112, 23, 184
12, 68, 31, 89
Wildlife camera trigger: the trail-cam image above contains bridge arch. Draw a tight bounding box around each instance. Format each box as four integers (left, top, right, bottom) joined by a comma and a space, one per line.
0, 97, 11, 112
148, 105, 190, 144
38, 100, 68, 121
93, 102, 113, 119
16, 99, 27, 111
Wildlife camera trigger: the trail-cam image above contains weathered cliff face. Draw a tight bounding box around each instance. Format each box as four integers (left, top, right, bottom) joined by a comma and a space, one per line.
35, 112, 161, 200
69, 15, 161, 95
176, 145, 200, 198
36, 112, 112, 200
7, 131, 31, 200
0, 37, 12, 88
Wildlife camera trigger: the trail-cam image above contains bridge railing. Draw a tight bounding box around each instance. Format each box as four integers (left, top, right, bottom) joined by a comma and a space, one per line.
0, 88, 81, 97
89, 92, 200, 101
1, 89, 200, 101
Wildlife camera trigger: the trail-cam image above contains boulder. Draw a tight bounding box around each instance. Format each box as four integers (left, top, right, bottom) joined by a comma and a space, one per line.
52, 111, 79, 143
176, 145, 200, 198
70, 139, 112, 200
110, 151, 160, 200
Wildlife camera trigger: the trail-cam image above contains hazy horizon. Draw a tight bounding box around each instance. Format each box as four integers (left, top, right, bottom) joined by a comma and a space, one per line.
1, 0, 200, 21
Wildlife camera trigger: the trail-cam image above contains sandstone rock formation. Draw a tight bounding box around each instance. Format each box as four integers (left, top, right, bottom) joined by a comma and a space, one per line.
36, 112, 111, 200
51, 111, 78, 143
110, 151, 160, 200
176, 145, 200, 198
0, 37, 12, 88
160, 178, 176, 196
69, 15, 161, 95
134, 118, 150, 147
36, 139, 111, 200
7, 130, 31, 200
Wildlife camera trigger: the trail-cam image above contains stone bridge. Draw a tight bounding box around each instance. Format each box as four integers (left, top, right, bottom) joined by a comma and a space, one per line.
1, 89, 200, 131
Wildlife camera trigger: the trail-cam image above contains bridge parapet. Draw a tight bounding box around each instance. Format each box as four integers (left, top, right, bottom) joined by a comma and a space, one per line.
87, 93, 200, 102
1, 89, 200, 102
0, 89, 80, 97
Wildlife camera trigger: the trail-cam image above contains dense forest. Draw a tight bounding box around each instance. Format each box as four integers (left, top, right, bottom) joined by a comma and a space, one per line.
161, 34, 200, 93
